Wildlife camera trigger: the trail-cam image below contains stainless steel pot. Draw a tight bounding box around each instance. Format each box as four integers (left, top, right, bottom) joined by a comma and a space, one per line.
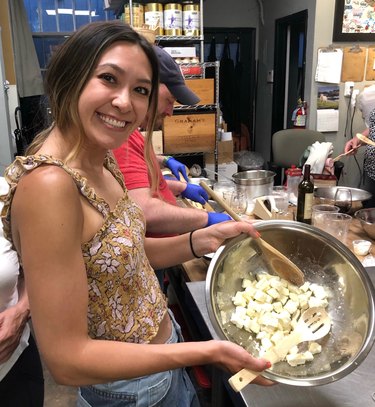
205, 221, 375, 386
232, 170, 275, 200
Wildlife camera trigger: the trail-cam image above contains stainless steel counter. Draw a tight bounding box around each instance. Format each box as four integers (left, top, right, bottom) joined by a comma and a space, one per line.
186, 267, 375, 407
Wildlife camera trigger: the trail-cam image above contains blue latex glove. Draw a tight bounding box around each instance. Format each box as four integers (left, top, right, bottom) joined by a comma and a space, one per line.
181, 183, 209, 205
206, 212, 232, 227
164, 157, 189, 181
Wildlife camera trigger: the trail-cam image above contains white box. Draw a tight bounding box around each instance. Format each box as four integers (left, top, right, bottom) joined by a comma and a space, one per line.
140, 131, 163, 154
205, 162, 238, 180
162, 47, 197, 58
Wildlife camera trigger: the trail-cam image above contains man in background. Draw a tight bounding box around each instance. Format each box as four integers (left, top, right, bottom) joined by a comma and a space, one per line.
113, 46, 231, 237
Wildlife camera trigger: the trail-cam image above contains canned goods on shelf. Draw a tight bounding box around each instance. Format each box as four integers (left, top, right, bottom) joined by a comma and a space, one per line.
123, 3, 144, 27
182, 2, 200, 36
164, 3, 183, 36
144, 3, 164, 35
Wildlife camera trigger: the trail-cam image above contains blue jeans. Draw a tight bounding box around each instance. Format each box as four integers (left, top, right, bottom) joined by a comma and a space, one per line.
76, 311, 200, 407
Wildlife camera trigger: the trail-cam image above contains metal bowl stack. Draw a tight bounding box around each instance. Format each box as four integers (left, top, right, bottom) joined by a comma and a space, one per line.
205, 221, 375, 386
355, 208, 375, 239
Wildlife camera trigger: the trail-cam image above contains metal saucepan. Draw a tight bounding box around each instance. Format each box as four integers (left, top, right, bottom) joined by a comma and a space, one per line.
232, 170, 276, 200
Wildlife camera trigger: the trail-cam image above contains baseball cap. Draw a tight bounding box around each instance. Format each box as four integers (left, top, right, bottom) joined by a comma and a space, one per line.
153, 46, 200, 105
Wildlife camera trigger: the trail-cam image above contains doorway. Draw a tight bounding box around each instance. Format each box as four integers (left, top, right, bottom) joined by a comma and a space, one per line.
203, 28, 256, 151
271, 10, 308, 137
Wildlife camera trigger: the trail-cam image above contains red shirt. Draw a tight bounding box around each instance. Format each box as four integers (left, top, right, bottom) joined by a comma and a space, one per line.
113, 130, 177, 237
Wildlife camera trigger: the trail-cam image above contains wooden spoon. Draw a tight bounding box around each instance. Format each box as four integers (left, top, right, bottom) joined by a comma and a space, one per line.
331, 146, 360, 162
228, 307, 331, 392
199, 181, 305, 286
356, 133, 375, 147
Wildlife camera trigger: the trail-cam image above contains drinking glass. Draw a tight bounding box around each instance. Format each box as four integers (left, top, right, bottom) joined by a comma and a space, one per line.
230, 191, 248, 216
272, 186, 289, 213
322, 212, 352, 244
334, 188, 352, 213
311, 204, 340, 229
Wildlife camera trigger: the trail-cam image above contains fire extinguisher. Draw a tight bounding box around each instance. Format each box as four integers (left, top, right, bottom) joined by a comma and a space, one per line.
291, 99, 307, 128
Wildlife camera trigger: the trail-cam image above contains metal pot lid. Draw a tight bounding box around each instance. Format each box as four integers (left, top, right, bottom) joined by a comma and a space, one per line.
205, 221, 375, 386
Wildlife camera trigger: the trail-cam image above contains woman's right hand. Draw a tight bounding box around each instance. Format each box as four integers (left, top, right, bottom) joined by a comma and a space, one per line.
209, 339, 276, 386
345, 132, 366, 154
190, 220, 259, 258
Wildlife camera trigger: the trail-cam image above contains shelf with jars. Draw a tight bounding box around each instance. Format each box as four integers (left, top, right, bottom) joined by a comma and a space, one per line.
111, 0, 204, 61
107, 1, 222, 172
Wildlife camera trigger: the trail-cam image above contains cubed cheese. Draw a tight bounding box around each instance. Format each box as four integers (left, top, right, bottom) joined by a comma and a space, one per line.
308, 342, 322, 355
284, 300, 298, 315
242, 278, 253, 288
308, 296, 328, 309
255, 278, 270, 291
258, 313, 279, 328
286, 351, 314, 366
267, 287, 280, 299
232, 291, 247, 307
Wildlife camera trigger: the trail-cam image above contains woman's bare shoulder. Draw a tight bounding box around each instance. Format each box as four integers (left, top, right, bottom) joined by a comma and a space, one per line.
14, 164, 81, 212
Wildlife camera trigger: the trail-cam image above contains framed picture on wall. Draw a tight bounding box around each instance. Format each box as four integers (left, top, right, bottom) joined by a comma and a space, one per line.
333, 0, 375, 41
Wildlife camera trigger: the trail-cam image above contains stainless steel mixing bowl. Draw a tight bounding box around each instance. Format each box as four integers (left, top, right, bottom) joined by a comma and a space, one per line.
205, 221, 375, 386
314, 187, 372, 214
354, 208, 375, 240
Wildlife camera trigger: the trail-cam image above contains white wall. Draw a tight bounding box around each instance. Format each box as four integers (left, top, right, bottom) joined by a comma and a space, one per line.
255, 0, 372, 187
203, 0, 260, 28
255, 0, 317, 164
311, 0, 367, 188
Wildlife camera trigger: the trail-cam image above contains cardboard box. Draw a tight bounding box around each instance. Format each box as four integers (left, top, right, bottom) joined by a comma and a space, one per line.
312, 173, 337, 188
163, 113, 215, 154
205, 162, 238, 180
204, 140, 234, 164
140, 130, 163, 154
162, 47, 197, 58
175, 79, 214, 106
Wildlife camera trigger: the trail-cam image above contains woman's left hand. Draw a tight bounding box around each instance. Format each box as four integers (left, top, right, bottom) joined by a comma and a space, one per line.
0, 306, 29, 363
191, 220, 259, 258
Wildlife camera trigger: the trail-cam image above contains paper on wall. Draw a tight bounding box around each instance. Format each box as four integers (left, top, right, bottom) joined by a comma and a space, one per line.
315, 48, 343, 84
316, 109, 339, 132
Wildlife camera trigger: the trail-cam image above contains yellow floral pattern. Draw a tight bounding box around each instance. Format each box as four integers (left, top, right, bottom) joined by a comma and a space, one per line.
0, 154, 167, 343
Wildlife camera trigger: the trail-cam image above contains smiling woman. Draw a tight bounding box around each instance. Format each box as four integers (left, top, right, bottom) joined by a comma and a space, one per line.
0, 20, 273, 407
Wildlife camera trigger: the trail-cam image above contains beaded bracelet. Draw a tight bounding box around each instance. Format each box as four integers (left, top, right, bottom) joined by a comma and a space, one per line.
189, 230, 201, 259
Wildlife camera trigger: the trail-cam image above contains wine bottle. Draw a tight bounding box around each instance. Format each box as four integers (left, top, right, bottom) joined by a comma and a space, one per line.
296, 164, 314, 224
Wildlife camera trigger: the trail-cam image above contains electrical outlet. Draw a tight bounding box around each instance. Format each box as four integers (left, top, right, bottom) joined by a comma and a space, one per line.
344, 81, 354, 97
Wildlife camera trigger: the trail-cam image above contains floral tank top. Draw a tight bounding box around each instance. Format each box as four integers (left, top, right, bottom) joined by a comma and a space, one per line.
0, 154, 167, 343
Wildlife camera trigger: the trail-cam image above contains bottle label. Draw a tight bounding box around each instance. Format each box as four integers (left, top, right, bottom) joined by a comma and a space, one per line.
303, 193, 314, 219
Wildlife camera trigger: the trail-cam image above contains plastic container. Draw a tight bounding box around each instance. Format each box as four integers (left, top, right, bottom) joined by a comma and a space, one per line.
123, 3, 144, 27
182, 1, 200, 36
285, 165, 302, 205
352, 240, 372, 256
164, 3, 182, 35
144, 3, 164, 35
